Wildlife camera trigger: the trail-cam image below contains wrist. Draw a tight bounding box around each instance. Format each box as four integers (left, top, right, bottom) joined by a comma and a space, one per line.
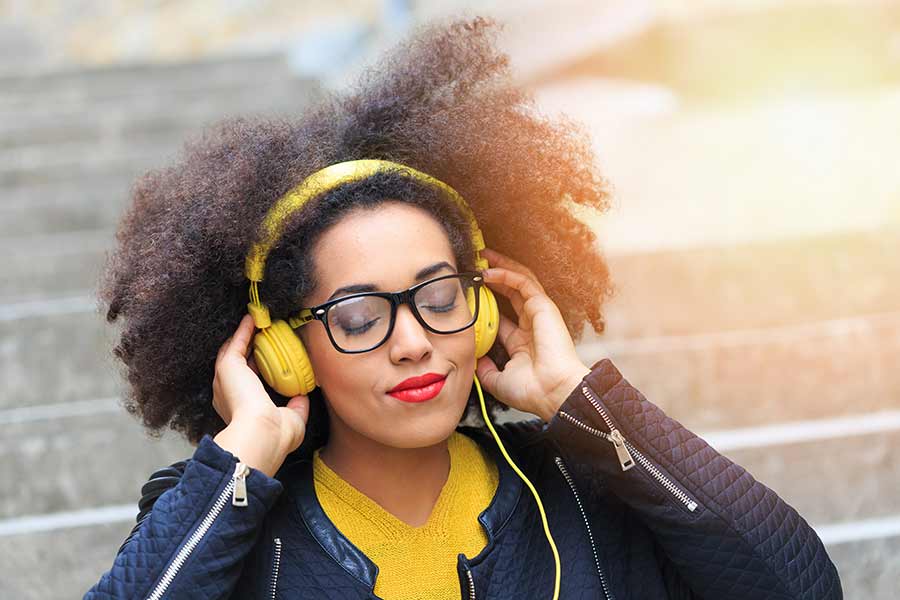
214, 418, 287, 478
540, 363, 592, 422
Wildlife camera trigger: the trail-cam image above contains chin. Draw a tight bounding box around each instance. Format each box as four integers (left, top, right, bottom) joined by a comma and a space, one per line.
381, 411, 463, 449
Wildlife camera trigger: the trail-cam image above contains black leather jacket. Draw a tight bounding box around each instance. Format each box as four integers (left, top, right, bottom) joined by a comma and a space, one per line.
85, 358, 842, 599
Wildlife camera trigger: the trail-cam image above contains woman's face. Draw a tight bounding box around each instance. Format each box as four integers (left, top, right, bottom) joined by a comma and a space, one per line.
297, 201, 476, 449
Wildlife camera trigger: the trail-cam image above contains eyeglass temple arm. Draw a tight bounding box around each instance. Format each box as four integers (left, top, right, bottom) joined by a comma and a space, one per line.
287, 308, 317, 329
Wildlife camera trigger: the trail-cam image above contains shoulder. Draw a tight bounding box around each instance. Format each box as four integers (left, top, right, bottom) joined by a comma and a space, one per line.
118, 459, 190, 554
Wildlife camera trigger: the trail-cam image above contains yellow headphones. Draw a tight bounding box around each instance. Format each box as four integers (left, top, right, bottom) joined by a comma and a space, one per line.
244, 159, 561, 599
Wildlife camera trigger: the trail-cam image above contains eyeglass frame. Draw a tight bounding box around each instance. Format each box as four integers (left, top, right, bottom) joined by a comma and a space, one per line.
286, 271, 485, 354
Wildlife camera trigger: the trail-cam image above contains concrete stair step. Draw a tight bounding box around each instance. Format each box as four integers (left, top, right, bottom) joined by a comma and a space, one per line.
0, 411, 192, 519
0, 80, 320, 149
2, 120, 243, 187
1, 139, 162, 170
825, 537, 900, 600
1, 522, 143, 600
1, 171, 133, 201
1, 183, 133, 236
0, 77, 317, 122
0, 23, 45, 71
2, 230, 113, 302
1, 72, 312, 183
0, 310, 122, 412
0, 53, 297, 107
0, 146, 164, 187
589, 310, 900, 431
600, 227, 900, 339
718, 428, 900, 527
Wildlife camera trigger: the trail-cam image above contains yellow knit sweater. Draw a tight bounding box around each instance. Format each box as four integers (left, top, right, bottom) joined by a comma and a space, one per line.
312, 430, 499, 599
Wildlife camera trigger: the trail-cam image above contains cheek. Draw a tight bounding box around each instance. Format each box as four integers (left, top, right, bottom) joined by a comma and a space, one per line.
299, 326, 374, 389
447, 330, 477, 384
297, 326, 342, 384
454, 327, 478, 361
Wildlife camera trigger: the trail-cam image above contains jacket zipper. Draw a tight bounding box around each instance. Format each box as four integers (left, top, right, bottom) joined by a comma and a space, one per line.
554, 456, 613, 600
559, 384, 698, 512
465, 565, 475, 600
145, 462, 250, 600
269, 537, 282, 600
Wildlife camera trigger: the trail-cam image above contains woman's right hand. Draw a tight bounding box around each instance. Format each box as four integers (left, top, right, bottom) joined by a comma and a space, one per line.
211, 313, 310, 476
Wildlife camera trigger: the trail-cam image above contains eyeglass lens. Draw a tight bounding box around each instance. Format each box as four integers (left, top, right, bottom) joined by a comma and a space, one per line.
326, 274, 479, 352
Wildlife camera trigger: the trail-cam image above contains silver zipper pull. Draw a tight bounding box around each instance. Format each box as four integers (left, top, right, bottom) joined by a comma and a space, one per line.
232, 462, 250, 506
608, 429, 635, 471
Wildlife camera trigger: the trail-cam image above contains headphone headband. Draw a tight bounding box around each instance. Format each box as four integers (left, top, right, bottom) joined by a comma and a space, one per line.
244, 159, 487, 283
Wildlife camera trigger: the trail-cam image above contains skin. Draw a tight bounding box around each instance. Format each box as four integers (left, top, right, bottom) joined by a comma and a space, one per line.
212, 200, 590, 527
296, 201, 478, 526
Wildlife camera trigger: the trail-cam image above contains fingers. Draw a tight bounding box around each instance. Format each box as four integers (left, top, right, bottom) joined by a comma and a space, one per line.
487, 277, 526, 324
230, 314, 256, 358
495, 312, 518, 350
284, 396, 311, 451
475, 354, 501, 394
484, 267, 546, 313
218, 314, 255, 362
481, 248, 546, 294
482, 248, 546, 301
286, 395, 310, 422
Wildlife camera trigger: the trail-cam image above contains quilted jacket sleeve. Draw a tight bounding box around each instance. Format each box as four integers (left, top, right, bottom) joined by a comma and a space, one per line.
83, 434, 284, 599
545, 358, 842, 600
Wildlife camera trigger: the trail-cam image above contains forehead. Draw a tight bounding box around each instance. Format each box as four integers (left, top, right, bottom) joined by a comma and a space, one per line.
311, 202, 457, 290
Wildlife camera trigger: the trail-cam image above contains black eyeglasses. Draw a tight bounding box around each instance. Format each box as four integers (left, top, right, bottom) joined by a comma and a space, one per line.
287, 272, 484, 353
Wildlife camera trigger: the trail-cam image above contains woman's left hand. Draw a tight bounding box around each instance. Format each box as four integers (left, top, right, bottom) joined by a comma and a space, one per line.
475, 248, 591, 422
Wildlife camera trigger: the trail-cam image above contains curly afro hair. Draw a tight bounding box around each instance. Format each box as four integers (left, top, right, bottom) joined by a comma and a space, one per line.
98, 16, 615, 452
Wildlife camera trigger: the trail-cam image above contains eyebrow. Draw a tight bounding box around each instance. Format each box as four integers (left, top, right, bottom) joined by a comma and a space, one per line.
326, 261, 456, 302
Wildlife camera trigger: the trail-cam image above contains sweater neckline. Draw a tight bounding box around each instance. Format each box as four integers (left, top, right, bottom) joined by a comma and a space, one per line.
312, 431, 470, 537
284, 424, 527, 590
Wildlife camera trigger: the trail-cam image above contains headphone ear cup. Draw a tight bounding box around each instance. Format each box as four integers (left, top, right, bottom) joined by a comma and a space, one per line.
468, 284, 500, 358
251, 319, 317, 398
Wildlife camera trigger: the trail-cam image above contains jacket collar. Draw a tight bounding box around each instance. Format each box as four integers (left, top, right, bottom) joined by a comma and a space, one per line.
282, 425, 524, 590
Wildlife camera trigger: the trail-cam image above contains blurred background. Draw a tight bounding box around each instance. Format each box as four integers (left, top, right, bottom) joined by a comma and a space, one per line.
1, 0, 898, 597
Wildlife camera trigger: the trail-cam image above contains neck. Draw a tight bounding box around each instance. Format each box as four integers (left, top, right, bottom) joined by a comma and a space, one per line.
318, 411, 452, 528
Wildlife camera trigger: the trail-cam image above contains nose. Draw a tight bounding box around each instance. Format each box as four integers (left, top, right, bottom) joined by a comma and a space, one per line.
388, 302, 433, 363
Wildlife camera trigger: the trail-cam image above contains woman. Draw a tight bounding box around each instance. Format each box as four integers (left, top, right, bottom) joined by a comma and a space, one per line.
86, 17, 841, 600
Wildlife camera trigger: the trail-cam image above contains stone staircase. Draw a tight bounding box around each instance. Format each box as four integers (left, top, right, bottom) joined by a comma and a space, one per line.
1, 46, 897, 600
0, 52, 323, 598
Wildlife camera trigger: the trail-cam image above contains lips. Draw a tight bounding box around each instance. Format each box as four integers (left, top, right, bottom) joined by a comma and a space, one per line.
387, 372, 448, 403
388, 372, 447, 393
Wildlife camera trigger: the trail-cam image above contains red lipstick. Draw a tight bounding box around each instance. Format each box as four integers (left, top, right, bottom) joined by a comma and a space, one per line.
388, 372, 447, 403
